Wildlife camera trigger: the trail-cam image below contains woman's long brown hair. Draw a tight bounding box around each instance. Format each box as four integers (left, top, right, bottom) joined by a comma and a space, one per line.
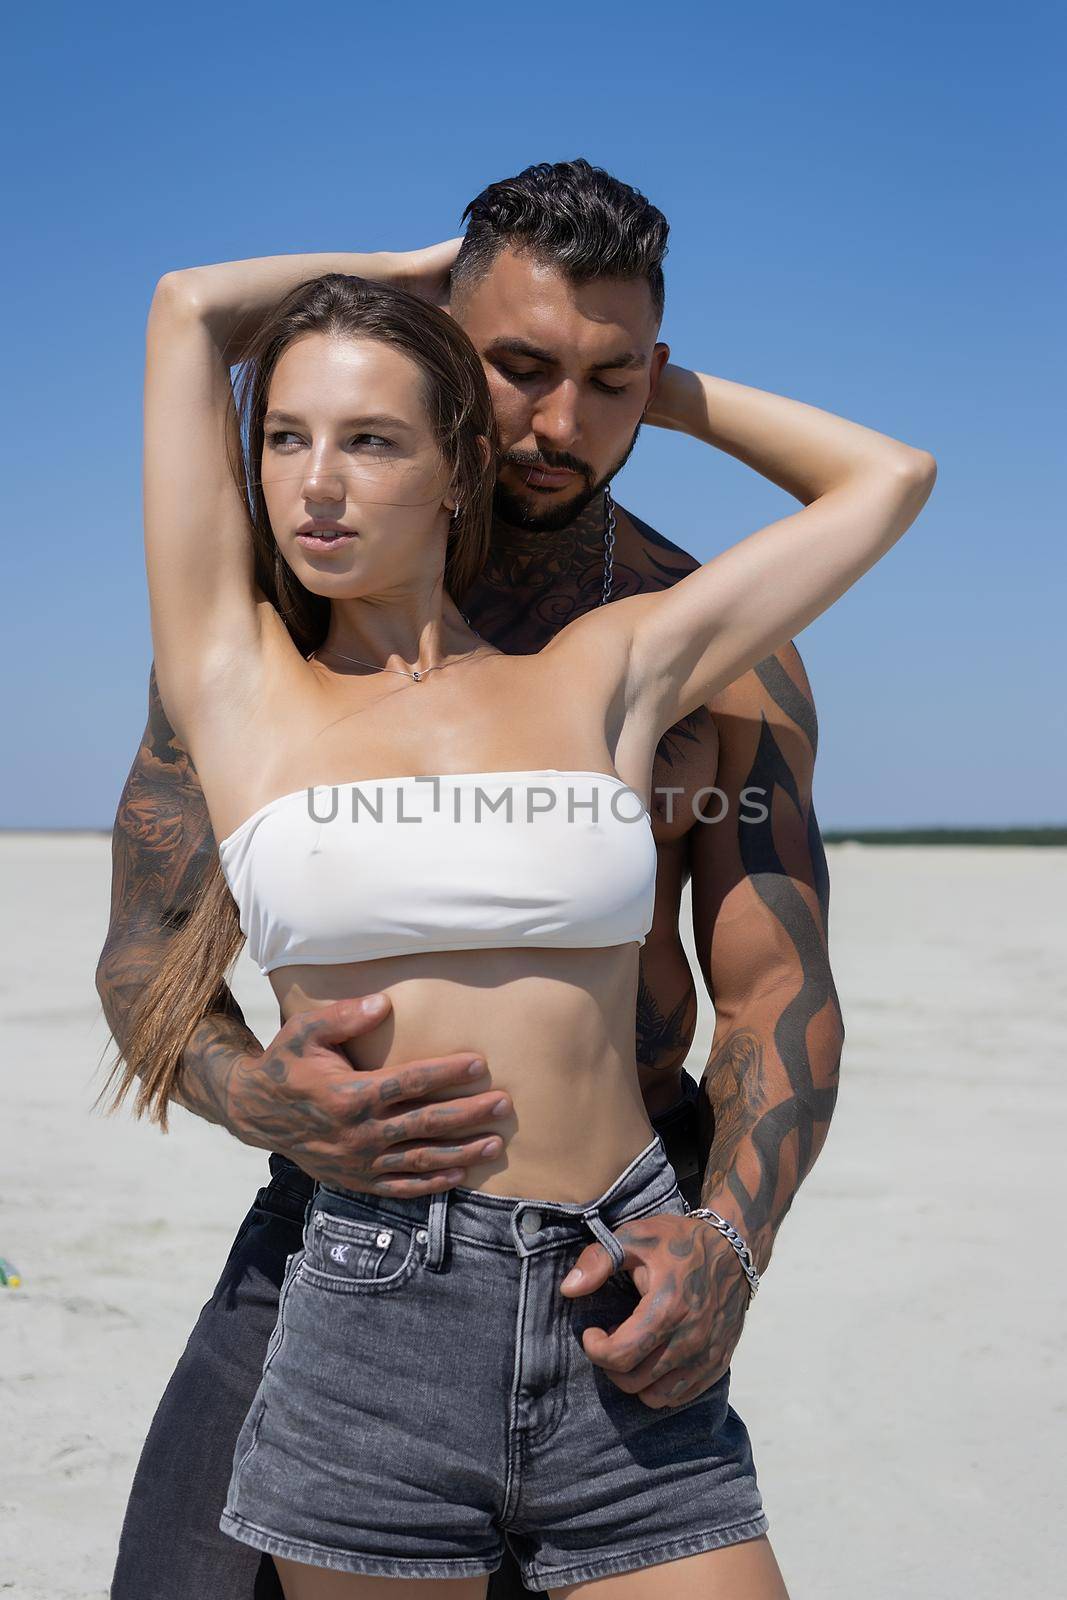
95, 274, 498, 1129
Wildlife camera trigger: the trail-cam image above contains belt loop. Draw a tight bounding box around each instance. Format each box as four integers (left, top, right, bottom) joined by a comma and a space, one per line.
581, 1206, 626, 1273
423, 1189, 450, 1272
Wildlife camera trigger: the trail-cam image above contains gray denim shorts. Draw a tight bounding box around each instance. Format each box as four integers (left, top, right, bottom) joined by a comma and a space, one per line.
219, 1134, 769, 1591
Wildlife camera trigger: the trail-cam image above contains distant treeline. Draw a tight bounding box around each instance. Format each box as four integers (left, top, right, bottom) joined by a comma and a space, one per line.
3, 824, 1066, 847
823, 827, 1067, 846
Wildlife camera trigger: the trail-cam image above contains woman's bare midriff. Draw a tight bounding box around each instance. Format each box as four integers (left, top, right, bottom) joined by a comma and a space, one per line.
269, 942, 657, 1204
190, 616, 666, 1203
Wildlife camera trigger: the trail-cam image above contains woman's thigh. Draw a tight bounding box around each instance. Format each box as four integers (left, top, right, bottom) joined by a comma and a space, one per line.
275, 1563, 489, 1600
548, 1535, 790, 1600
263, 1489, 789, 1600
274, 1535, 789, 1599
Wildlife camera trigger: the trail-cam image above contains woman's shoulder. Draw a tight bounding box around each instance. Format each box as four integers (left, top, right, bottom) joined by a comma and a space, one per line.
535, 595, 652, 689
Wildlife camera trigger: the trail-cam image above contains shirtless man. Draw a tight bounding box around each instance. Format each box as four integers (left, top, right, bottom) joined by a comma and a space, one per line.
99, 158, 843, 1599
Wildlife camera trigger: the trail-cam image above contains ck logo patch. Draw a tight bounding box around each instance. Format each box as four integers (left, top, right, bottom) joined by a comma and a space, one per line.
329, 1243, 350, 1264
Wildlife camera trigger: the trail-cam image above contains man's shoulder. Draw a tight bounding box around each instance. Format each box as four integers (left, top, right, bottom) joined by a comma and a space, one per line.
616, 503, 817, 739
617, 502, 701, 590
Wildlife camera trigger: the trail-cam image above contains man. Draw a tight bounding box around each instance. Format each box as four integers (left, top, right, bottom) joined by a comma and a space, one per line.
100, 158, 842, 1599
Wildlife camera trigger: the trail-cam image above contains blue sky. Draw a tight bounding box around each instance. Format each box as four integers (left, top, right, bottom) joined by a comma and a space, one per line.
3, 1, 1062, 828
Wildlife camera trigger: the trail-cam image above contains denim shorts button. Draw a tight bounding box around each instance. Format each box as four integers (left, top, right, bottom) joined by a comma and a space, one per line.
376, 1231, 391, 1249
521, 1208, 542, 1235
415, 1228, 428, 1244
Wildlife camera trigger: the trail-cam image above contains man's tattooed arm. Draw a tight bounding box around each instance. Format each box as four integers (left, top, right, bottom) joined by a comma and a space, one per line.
94, 668, 515, 1190
95, 663, 260, 1129
690, 642, 845, 1284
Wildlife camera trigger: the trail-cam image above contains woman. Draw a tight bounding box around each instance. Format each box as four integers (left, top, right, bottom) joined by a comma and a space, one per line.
117, 245, 934, 1598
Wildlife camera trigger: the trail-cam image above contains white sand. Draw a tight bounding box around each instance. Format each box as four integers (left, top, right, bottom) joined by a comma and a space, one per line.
2, 833, 1064, 1598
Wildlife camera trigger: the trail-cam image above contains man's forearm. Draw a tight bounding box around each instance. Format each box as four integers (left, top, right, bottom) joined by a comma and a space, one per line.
697, 992, 843, 1276
96, 934, 262, 1134
167, 1007, 265, 1131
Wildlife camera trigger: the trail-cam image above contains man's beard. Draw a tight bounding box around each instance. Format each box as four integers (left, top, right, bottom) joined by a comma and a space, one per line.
493, 422, 643, 533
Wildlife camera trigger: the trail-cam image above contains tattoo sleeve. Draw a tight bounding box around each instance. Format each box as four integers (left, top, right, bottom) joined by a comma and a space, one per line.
95, 663, 261, 1131
689, 642, 845, 1275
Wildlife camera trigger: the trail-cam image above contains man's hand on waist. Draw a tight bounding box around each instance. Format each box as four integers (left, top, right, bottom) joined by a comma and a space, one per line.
559, 1212, 750, 1408
220, 994, 511, 1197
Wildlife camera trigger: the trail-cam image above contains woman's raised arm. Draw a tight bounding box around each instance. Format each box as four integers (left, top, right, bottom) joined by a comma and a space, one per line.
142, 272, 264, 744
584, 364, 936, 737
142, 243, 460, 745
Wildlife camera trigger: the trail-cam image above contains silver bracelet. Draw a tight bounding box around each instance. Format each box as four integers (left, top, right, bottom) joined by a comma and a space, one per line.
686, 1207, 761, 1301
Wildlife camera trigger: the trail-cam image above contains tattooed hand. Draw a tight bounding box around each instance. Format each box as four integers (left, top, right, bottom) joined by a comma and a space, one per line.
220, 994, 512, 1197
558, 1213, 750, 1408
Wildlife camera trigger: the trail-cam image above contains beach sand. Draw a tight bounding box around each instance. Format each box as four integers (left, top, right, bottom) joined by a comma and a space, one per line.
2, 833, 1064, 1598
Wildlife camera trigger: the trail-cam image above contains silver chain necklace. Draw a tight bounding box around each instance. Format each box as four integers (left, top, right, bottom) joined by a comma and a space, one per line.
310, 486, 616, 682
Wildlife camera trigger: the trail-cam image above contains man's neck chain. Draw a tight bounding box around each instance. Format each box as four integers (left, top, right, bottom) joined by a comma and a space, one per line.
599, 485, 617, 607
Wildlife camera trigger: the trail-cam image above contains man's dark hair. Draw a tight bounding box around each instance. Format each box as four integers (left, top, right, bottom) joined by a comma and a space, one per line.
451, 158, 669, 322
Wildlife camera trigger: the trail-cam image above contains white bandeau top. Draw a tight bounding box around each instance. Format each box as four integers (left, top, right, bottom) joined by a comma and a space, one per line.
217, 769, 658, 976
